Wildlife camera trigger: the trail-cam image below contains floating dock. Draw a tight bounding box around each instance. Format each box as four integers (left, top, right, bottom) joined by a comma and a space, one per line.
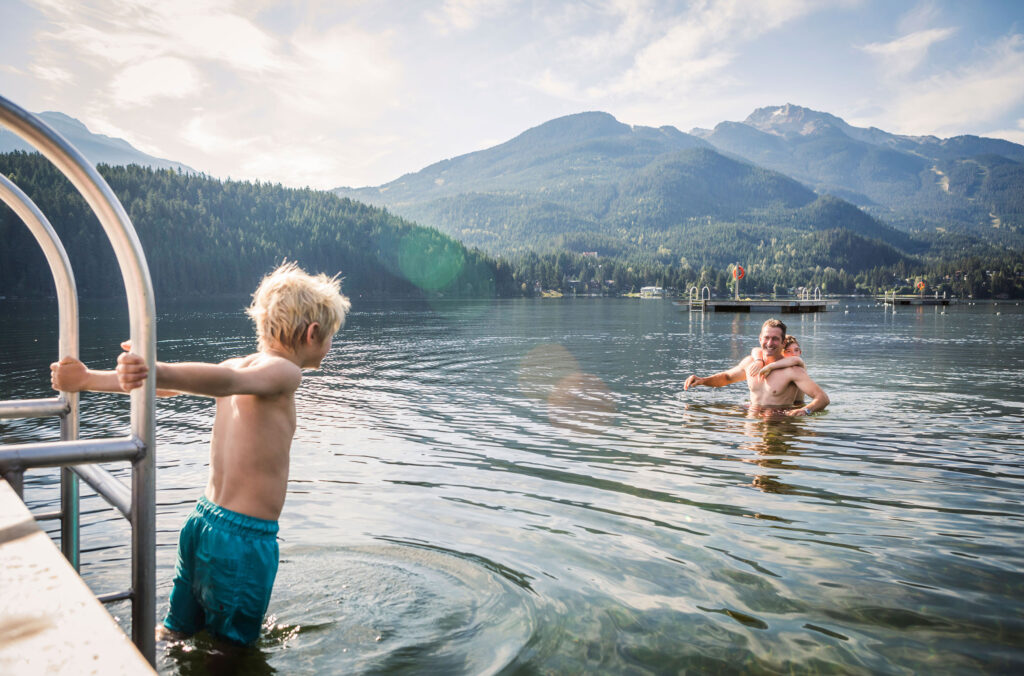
876, 295, 953, 306
0, 480, 154, 675
683, 298, 838, 313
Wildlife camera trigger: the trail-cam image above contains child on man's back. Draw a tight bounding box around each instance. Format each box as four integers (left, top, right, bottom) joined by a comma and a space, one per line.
748, 334, 805, 378
50, 261, 351, 645
746, 334, 806, 405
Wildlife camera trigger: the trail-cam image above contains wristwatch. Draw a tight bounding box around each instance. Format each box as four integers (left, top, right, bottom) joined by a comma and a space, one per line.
802, 407, 813, 415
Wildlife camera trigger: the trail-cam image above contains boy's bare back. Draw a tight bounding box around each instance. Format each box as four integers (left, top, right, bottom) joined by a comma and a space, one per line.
206, 353, 302, 521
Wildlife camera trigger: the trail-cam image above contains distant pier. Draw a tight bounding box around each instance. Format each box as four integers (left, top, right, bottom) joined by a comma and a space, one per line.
684, 298, 838, 313
876, 294, 953, 306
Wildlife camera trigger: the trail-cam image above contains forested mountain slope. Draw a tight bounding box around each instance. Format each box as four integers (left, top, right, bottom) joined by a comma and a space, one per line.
334, 112, 912, 270
0, 152, 512, 299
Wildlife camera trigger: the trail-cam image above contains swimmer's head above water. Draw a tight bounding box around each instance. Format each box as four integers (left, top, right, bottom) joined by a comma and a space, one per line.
759, 319, 787, 358
752, 334, 801, 362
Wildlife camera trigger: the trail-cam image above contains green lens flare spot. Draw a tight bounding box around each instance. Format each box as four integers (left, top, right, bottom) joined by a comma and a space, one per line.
397, 231, 466, 292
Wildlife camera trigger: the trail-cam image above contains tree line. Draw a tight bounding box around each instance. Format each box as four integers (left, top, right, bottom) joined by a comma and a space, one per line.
0, 152, 517, 300
3, 151, 1021, 301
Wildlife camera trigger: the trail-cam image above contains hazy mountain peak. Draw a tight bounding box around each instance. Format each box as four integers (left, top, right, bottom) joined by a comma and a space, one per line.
744, 104, 849, 137
0, 110, 195, 174
39, 111, 87, 130
512, 111, 630, 145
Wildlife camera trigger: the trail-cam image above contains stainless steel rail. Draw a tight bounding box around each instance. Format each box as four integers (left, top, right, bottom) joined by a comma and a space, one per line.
0, 94, 158, 666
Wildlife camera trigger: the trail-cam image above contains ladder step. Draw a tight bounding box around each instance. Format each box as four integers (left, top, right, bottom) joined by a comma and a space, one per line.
0, 437, 142, 470
98, 589, 133, 605
0, 397, 69, 420
73, 464, 132, 521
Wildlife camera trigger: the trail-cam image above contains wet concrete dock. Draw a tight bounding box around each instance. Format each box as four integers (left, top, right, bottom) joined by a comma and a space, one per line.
0, 479, 154, 674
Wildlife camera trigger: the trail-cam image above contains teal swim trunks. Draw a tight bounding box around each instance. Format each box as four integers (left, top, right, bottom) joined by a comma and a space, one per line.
163, 496, 279, 645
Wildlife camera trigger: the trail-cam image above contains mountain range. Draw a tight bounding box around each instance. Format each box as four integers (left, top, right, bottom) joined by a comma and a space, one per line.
5, 105, 1021, 277
692, 103, 1024, 235
0, 111, 194, 173
332, 105, 1023, 270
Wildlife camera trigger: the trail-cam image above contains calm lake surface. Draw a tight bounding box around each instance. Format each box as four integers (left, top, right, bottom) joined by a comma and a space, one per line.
2, 297, 1023, 674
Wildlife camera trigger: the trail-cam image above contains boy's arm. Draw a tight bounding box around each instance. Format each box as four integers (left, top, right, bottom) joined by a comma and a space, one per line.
52, 356, 184, 397
746, 348, 765, 379
117, 352, 301, 398
758, 355, 806, 376
51, 357, 123, 393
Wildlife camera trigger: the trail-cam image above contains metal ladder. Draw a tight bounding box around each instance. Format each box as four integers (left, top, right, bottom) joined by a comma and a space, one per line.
0, 95, 158, 666
687, 285, 710, 312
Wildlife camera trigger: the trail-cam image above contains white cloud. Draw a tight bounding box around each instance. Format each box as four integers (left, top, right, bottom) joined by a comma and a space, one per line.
897, 1, 943, 34
110, 57, 203, 107
537, 0, 827, 101
161, 11, 281, 74
282, 23, 402, 121
553, 0, 654, 64
28, 0, 280, 71
875, 34, 1024, 136
530, 69, 584, 100
16, 0, 406, 187
984, 119, 1024, 145
427, 0, 509, 34
28, 64, 71, 84
861, 27, 956, 77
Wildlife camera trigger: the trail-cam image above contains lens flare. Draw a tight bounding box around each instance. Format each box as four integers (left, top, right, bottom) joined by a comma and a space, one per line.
397, 230, 465, 292
518, 344, 616, 431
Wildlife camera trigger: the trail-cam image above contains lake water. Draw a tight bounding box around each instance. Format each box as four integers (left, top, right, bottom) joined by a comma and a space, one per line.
2, 297, 1023, 674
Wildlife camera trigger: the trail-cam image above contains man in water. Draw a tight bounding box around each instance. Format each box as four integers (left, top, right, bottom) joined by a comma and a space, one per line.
683, 318, 829, 416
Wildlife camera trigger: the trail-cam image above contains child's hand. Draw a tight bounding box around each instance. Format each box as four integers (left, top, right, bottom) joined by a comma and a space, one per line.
51, 356, 89, 392
746, 359, 764, 380
116, 341, 149, 391
758, 363, 776, 377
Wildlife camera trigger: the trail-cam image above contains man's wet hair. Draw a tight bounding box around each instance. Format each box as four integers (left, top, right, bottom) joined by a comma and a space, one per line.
761, 318, 787, 337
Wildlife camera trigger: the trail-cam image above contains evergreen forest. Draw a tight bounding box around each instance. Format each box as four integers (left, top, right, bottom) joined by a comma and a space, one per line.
2, 151, 1022, 301
0, 152, 516, 300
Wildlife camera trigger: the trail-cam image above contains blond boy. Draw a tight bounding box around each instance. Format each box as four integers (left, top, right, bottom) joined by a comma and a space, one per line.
50, 262, 350, 645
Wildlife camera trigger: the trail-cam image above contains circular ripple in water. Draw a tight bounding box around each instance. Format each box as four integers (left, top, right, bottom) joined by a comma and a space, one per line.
160, 542, 537, 675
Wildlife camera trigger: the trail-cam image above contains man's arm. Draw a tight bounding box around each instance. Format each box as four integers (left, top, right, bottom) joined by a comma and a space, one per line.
116, 352, 301, 398
684, 358, 751, 391
786, 368, 829, 415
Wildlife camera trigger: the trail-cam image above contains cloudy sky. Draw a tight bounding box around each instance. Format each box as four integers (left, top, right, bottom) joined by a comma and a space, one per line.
2, 0, 1023, 189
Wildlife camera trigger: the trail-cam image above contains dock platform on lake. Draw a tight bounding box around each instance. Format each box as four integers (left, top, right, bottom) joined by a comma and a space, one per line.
681, 298, 838, 313
876, 294, 954, 306
0, 480, 154, 675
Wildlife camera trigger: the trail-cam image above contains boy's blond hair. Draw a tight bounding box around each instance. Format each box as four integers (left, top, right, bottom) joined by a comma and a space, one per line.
246, 262, 351, 351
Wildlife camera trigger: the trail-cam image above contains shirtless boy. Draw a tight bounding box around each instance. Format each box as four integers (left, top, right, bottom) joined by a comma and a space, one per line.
50, 262, 351, 644
683, 318, 828, 416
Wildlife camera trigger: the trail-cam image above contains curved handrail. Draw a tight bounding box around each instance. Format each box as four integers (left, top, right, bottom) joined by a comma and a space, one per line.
0, 94, 156, 663
0, 173, 81, 565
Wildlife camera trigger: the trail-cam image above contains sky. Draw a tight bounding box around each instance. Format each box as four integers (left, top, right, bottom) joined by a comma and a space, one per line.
2, 0, 1023, 190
